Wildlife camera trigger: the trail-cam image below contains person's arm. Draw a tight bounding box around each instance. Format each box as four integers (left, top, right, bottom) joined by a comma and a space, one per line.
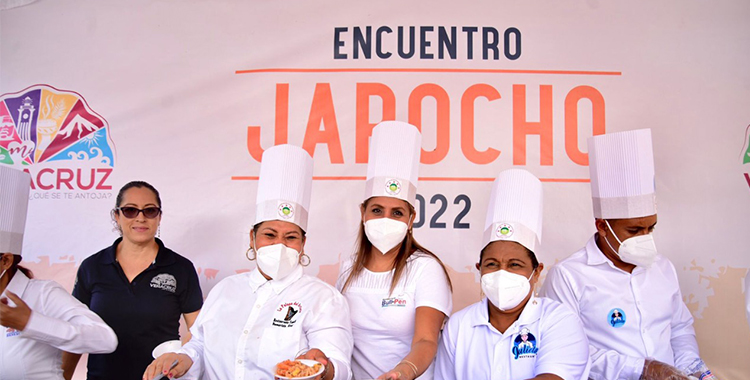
379, 306, 446, 380
299, 289, 354, 380
61, 352, 82, 380
181, 310, 200, 343
532, 302, 590, 380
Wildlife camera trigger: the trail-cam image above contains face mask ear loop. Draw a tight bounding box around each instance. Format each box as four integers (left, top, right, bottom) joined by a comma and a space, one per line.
604, 220, 625, 245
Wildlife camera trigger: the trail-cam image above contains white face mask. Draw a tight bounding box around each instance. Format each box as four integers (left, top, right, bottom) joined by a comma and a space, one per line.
364, 218, 408, 254
604, 220, 658, 268
481, 269, 534, 311
255, 243, 300, 280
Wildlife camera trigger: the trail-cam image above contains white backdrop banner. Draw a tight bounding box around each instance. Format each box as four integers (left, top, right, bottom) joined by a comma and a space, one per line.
1, 0, 749, 377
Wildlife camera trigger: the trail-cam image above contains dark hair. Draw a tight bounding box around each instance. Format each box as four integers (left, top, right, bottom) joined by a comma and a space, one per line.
115, 181, 162, 208
2, 254, 33, 279
479, 241, 539, 269
251, 221, 307, 239
340, 198, 453, 295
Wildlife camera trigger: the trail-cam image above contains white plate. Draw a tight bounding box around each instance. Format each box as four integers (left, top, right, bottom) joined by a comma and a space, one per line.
151, 340, 183, 359
274, 359, 325, 380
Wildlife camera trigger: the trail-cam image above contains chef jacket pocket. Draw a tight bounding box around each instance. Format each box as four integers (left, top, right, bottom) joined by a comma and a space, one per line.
258, 325, 305, 371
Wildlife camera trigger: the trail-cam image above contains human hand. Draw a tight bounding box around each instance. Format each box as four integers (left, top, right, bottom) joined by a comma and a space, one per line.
0, 292, 31, 331
377, 369, 406, 380
296, 348, 331, 380
142, 353, 192, 380
641, 359, 691, 380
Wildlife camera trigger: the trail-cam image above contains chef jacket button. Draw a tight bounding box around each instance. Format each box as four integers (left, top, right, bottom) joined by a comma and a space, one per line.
238, 359, 243, 364
244, 330, 248, 334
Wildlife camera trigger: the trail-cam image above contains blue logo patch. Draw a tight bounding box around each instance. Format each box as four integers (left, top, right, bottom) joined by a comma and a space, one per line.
512, 328, 538, 359
608, 308, 626, 328
6, 327, 20, 338
382, 297, 407, 307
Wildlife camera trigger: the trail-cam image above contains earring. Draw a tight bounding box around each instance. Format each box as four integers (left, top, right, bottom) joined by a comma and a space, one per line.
157, 226, 161, 239
245, 247, 256, 261
299, 253, 311, 267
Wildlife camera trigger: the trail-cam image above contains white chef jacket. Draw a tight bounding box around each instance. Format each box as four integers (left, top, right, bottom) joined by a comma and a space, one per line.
0, 272, 118, 380
336, 253, 453, 380
180, 265, 353, 380
434, 296, 590, 380
539, 235, 700, 380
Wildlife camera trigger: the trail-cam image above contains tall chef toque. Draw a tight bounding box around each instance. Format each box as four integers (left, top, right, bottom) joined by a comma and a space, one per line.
364, 121, 422, 207
0, 166, 31, 255
483, 169, 543, 253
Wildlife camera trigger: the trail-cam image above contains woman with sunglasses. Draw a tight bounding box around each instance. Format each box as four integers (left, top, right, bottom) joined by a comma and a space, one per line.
63, 181, 203, 380
337, 121, 452, 380
143, 144, 352, 380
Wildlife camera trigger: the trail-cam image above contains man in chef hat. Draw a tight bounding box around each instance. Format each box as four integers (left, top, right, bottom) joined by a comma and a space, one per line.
540, 129, 716, 380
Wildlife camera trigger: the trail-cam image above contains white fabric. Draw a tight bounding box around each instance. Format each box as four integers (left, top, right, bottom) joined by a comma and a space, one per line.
588, 129, 656, 219
336, 253, 452, 380
483, 169, 543, 252
365, 121, 422, 206
0, 165, 30, 255
434, 297, 590, 380
255, 144, 313, 231
745, 270, 750, 331
0, 272, 117, 380
539, 235, 701, 380
180, 266, 353, 380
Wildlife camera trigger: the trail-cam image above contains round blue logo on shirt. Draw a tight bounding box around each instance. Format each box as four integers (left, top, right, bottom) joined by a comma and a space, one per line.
608, 308, 626, 328
512, 328, 538, 359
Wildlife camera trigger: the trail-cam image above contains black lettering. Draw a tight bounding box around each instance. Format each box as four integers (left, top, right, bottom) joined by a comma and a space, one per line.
462, 26, 478, 60
482, 27, 499, 60
420, 26, 434, 59
376, 26, 392, 59
438, 26, 456, 59
333, 27, 347, 59
353, 26, 372, 59
398, 26, 415, 59
504, 27, 522, 60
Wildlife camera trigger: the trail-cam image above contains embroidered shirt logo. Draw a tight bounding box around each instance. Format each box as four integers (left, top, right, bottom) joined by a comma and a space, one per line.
608, 308, 626, 328
382, 297, 407, 307
512, 327, 538, 359
273, 302, 302, 328
150, 273, 177, 293
6, 327, 20, 338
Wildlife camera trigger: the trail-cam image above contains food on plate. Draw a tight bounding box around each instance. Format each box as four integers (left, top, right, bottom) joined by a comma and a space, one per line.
275, 359, 323, 378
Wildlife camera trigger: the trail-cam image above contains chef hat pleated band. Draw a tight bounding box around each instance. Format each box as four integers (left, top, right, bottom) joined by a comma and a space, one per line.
0, 166, 31, 255
483, 169, 543, 253
588, 129, 656, 219
364, 121, 422, 207
254, 144, 314, 232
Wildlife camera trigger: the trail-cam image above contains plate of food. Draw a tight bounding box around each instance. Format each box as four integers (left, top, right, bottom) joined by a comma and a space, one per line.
274, 359, 324, 379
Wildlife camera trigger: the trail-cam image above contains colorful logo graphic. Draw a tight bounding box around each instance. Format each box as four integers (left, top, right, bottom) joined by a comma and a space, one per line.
273, 301, 302, 328
382, 296, 407, 307
512, 327, 538, 359
496, 223, 514, 239
385, 179, 401, 195
608, 308, 626, 328
278, 203, 295, 219
0, 85, 115, 191
741, 125, 750, 192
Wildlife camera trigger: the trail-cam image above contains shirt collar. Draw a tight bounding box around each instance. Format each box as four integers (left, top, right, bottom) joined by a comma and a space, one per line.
248, 265, 304, 294
585, 233, 647, 274
470, 295, 543, 335
99, 237, 174, 266
3, 270, 30, 299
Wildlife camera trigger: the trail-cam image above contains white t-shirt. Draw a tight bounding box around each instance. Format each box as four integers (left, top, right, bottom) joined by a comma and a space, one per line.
181, 266, 353, 380
336, 253, 453, 380
0, 272, 117, 380
434, 297, 590, 380
539, 235, 700, 380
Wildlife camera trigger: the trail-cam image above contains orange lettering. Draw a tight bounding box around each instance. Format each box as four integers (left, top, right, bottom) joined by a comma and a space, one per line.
565, 85, 605, 165
302, 83, 344, 163
461, 84, 501, 165
513, 85, 553, 166
408, 84, 450, 164
246, 83, 290, 162
356, 83, 396, 163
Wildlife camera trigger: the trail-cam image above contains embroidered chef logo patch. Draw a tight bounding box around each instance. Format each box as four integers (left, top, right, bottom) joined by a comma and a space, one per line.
150, 273, 177, 293
496, 223, 514, 239
382, 296, 407, 307
5, 327, 20, 338
385, 179, 401, 195
512, 328, 538, 359
273, 302, 302, 327
608, 308, 626, 328
278, 202, 294, 219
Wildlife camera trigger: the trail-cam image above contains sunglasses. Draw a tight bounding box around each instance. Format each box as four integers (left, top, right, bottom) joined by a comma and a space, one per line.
116, 206, 162, 219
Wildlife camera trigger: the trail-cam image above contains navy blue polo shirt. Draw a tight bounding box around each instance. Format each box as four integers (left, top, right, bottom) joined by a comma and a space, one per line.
73, 238, 203, 380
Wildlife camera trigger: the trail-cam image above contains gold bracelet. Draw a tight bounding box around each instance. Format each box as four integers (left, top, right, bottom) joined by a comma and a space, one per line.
398, 360, 418, 379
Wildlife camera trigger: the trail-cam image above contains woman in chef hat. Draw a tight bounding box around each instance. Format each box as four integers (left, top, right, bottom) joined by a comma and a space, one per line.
145, 144, 353, 380
434, 169, 590, 380
0, 166, 117, 380
337, 121, 453, 380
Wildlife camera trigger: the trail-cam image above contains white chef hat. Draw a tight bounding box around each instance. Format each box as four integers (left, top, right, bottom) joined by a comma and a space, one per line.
483, 169, 543, 253
588, 129, 656, 219
254, 144, 314, 232
364, 121, 421, 207
0, 166, 31, 255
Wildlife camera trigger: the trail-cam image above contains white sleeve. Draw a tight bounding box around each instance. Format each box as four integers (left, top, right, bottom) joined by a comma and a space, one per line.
433, 315, 457, 380
179, 280, 227, 379
414, 257, 452, 316
666, 262, 700, 372
541, 266, 643, 380
305, 289, 354, 380
534, 303, 591, 380
20, 281, 117, 354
